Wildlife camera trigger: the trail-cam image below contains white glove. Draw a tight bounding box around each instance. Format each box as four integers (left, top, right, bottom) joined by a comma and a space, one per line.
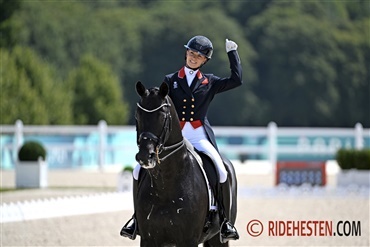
225, 39, 238, 53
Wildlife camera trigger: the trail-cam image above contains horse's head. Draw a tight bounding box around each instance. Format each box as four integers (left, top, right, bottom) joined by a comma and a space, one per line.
135, 81, 175, 169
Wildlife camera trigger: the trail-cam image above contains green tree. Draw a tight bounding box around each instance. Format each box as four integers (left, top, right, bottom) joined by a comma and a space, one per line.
221, 0, 273, 26
3, 0, 368, 127
136, 3, 259, 126
0, 0, 22, 48
0, 0, 21, 22
332, 18, 370, 127
13, 1, 144, 120
247, 2, 361, 126
67, 54, 129, 125
13, 1, 144, 82
247, 1, 369, 127
0, 46, 72, 124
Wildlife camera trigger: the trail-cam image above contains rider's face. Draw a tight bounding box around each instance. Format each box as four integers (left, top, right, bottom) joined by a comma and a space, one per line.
186, 49, 207, 69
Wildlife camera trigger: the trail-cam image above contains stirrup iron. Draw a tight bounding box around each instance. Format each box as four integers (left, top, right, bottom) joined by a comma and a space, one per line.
120, 217, 137, 240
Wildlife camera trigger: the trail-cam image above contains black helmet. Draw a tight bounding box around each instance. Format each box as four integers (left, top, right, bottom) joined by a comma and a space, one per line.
184, 35, 213, 59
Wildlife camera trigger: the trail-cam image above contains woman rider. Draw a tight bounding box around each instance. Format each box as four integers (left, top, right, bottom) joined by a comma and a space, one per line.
121, 35, 242, 243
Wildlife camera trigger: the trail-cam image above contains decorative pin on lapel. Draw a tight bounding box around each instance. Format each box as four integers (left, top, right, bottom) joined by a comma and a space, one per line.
174, 81, 178, 89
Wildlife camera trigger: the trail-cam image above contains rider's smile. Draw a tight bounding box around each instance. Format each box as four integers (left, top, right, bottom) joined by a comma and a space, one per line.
186, 50, 207, 69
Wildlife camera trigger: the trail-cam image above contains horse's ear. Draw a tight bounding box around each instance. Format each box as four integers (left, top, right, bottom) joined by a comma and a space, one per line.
136, 81, 148, 97
159, 82, 169, 98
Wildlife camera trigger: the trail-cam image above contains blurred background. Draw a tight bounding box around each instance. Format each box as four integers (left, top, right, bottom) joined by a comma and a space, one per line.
1, 1, 369, 246
1, 0, 369, 127
1, 0, 369, 170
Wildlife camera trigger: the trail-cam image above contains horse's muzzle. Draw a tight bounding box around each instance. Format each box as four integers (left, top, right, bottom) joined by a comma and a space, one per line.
135, 151, 157, 169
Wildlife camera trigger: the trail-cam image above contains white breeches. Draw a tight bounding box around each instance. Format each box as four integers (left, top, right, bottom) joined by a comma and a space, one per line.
133, 122, 228, 183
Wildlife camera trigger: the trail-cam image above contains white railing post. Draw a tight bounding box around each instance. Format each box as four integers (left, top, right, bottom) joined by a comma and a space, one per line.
355, 123, 364, 150
14, 120, 24, 162
98, 120, 107, 170
268, 122, 277, 172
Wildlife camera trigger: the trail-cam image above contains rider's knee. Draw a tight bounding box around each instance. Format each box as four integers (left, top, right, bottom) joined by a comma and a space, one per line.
219, 169, 228, 183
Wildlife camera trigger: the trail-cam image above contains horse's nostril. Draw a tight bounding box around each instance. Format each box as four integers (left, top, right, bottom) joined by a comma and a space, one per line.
149, 153, 155, 159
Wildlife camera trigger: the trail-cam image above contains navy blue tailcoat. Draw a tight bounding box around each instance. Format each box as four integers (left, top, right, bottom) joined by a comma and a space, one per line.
164, 50, 243, 149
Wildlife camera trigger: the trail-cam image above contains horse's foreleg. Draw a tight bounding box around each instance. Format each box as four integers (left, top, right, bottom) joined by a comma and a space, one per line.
139, 239, 152, 247
203, 237, 229, 247
177, 240, 198, 247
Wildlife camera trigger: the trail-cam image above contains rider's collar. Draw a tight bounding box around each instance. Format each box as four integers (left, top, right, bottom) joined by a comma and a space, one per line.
178, 66, 202, 79
185, 66, 198, 77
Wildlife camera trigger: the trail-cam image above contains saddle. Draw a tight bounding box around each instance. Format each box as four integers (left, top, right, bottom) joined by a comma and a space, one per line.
184, 139, 219, 211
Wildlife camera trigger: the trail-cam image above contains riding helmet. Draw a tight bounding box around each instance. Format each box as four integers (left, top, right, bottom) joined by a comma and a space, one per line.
184, 35, 213, 59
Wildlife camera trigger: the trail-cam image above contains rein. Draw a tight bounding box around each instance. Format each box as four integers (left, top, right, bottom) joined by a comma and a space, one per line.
157, 140, 184, 163
136, 97, 184, 164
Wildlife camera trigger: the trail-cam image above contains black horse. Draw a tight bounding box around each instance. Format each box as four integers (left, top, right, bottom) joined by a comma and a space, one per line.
134, 81, 237, 247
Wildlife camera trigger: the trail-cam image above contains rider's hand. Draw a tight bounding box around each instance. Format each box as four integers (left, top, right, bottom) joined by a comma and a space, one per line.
225, 39, 238, 53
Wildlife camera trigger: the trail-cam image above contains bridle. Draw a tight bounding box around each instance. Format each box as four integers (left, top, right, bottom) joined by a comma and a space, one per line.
136, 96, 184, 164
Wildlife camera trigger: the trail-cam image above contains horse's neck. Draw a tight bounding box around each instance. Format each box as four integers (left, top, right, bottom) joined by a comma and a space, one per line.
148, 146, 189, 190
147, 103, 190, 190
168, 105, 183, 145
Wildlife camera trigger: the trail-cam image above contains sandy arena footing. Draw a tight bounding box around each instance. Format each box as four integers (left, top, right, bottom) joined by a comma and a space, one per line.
1, 170, 369, 247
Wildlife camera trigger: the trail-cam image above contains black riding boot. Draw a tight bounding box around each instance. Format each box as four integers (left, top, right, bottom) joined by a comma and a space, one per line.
120, 178, 138, 240
219, 182, 239, 243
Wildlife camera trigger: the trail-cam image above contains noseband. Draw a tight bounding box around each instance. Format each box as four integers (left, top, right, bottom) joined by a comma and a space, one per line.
136, 97, 184, 164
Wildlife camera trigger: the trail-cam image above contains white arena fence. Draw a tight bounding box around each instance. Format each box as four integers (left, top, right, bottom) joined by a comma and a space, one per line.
1, 120, 369, 170
0, 192, 133, 223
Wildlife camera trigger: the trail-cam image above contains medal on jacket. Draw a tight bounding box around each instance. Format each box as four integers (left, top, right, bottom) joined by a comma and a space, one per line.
173, 81, 178, 89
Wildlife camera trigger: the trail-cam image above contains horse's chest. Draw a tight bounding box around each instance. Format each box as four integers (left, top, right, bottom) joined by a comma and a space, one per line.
136, 174, 208, 240
139, 196, 187, 220
137, 202, 189, 238
138, 193, 203, 228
